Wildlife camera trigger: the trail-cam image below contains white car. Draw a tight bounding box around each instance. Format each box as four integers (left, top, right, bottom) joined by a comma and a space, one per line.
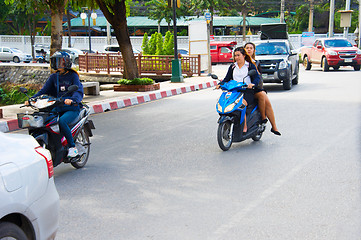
104, 45, 140, 54
0, 47, 32, 63
0, 131, 59, 239
61, 48, 84, 65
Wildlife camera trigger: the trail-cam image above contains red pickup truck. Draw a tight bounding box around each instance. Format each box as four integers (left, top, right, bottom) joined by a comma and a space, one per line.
301, 38, 361, 71
210, 41, 237, 64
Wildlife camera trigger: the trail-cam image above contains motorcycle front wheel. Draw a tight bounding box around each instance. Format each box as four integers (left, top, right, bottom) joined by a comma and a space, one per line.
71, 128, 90, 169
217, 121, 233, 151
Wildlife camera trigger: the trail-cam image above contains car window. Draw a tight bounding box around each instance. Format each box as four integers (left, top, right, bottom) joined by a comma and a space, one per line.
313, 41, 319, 47
255, 42, 289, 55
210, 46, 217, 50
3, 48, 11, 53
317, 41, 323, 47
220, 47, 231, 53
324, 39, 353, 48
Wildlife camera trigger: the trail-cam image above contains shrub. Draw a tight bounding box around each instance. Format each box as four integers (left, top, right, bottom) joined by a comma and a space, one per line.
155, 32, 164, 55
117, 78, 154, 85
0, 83, 41, 106
141, 33, 150, 54
148, 33, 157, 55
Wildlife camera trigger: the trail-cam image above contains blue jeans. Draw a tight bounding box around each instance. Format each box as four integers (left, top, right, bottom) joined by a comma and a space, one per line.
58, 110, 79, 148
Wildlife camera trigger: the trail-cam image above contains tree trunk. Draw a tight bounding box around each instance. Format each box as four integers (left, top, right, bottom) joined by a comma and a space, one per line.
96, 0, 139, 80
67, 6, 72, 48
48, 0, 66, 56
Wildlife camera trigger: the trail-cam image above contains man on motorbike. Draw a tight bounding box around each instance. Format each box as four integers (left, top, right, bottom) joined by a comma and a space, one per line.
25, 51, 84, 157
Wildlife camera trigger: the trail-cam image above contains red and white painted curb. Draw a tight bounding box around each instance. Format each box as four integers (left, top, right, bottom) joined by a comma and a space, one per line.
0, 80, 218, 132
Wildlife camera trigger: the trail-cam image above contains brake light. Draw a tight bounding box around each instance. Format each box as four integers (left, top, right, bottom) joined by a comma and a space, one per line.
35, 146, 54, 178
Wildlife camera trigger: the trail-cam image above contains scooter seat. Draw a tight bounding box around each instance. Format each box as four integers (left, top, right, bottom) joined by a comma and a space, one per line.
68, 108, 87, 127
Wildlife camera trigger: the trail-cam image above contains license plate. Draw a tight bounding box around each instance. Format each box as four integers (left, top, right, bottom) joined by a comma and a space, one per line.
344, 59, 352, 62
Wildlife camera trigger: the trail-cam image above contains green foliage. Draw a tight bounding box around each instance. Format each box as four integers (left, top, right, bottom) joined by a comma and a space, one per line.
118, 78, 154, 85
155, 32, 164, 55
141, 32, 150, 54
148, 33, 157, 55
0, 83, 40, 106
163, 31, 174, 55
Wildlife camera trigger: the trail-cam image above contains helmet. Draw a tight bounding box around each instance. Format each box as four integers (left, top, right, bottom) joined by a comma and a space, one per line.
50, 51, 72, 70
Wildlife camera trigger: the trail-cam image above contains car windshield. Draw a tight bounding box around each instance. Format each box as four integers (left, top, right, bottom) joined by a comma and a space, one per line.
255, 42, 289, 55
324, 39, 353, 48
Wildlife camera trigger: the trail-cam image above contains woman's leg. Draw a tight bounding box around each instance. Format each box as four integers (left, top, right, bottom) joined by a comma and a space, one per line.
255, 91, 279, 132
242, 99, 248, 132
58, 110, 79, 148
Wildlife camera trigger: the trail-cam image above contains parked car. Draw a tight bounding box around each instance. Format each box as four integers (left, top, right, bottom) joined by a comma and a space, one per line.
0, 47, 32, 63
210, 41, 237, 64
301, 38, 361, 71
81, 49, 96, 54
177, 49, 189, 55
254, 39, 299, 90
104, 45, 140, 54
0, 131, 59, 239
61, 48, 84, 65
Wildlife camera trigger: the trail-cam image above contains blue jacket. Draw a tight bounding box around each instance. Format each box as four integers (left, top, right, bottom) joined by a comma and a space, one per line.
33, 70, 84, 112
222, 61, 261, 86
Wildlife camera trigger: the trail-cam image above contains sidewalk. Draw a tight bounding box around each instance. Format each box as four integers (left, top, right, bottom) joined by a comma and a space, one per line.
0, 75, 218, 132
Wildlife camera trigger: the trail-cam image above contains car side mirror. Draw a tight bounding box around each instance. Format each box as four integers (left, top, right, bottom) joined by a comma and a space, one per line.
317, 45, 322, 49
19, 87, 28, 94
290, 50, 297, 55
210, 74, 218, 79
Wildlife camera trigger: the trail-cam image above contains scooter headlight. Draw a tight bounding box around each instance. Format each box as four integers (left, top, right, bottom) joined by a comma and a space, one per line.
217, 103, 222, 112
224, 103, 236, 113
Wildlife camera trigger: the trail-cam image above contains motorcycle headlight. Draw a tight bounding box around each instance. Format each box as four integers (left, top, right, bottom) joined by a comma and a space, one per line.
217, 103, 222, 112
328, 50, 337, 56
279, 60, 288, 69
224, 103, 236, 113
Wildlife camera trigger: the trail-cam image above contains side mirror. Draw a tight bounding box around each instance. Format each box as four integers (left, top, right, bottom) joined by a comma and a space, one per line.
19, 87, 28, 94
316, 45, 322, 49
210, 74, 218, 80
68, 85, 79, 93
290, 50, 297, 55
248, 69, 257, 77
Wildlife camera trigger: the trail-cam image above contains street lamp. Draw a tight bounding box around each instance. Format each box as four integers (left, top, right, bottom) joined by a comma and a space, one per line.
80, 8, 97, 52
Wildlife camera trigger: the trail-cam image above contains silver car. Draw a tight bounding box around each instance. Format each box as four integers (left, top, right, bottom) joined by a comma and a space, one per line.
61, 48, 84, 65
0, 47, 33, 63
0, 131, 59, 239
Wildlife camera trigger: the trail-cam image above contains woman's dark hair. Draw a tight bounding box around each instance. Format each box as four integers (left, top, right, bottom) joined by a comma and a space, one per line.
244, 42, 256, 59
233, 47, 254, 64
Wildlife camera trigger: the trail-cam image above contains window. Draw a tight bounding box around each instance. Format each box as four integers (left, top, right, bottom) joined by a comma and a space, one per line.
210, 46, 217, 50
220, 47, 231, 53
324, 39, 352, 48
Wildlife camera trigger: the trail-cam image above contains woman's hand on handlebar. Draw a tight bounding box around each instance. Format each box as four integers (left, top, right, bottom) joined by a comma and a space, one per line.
247, 83, 255, 89
64, 99, 73, 105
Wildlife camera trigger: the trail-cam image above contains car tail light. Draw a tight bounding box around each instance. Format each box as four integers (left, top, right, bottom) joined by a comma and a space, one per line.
35, 146, 54, 178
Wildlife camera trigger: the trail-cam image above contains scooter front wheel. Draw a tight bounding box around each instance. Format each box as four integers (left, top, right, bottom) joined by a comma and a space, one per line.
217, 121, 233, 151
71, 128, 90, 169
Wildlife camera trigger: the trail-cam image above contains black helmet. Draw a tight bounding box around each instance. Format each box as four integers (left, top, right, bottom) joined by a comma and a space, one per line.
50, 51, 72, 70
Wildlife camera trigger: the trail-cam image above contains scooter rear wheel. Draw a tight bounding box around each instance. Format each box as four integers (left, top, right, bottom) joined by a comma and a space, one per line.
217, 121, 233, 151
71, 128, 90, 169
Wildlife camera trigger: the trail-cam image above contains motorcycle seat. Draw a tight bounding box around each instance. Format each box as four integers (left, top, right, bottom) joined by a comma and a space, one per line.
68, 108, 87, 127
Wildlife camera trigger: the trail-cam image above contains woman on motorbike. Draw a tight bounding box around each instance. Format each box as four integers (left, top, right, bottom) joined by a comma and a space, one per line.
244, 42, 281, 136
218, 46, 261, 133
26, 51, 84, 157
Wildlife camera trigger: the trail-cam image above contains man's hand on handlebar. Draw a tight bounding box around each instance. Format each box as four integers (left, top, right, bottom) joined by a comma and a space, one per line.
247, 83, 255, 89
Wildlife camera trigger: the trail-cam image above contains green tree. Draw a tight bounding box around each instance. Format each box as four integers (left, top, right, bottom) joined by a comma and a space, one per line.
163, 30, 173, 55
155, 32, 164, 55
141, 32, 149, 54
148, 33, 157, 55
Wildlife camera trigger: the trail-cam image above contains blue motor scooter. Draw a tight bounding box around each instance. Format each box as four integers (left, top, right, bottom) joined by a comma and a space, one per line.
212, 70, 265, 151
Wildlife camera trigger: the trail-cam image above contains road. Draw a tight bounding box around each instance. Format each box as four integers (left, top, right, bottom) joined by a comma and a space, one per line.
53, 65, 361, 240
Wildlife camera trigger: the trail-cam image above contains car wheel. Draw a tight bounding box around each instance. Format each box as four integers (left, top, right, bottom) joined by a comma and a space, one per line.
13, 56, 20, 63
333, 66, 340, 70
322, 57, 329, 72
292, 65, 299, 85
74, 57, 79, 65
0, 222, 28, 240
283, 69, 292, 90
303, 56, 311, 70
354, 65, 360, 71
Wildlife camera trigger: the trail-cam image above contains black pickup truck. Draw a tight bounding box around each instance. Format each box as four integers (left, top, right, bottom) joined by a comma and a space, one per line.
254, 39, 299, 90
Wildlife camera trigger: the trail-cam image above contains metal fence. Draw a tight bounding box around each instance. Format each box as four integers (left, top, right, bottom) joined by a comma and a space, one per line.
78, 53, 201, 77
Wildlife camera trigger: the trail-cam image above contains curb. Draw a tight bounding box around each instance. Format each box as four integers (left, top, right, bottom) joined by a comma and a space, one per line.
0, 80, 218, 133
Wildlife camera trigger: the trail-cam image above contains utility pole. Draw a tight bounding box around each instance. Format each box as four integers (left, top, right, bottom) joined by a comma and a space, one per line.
328, 0, 335, 37
280, 0, 285, 23
308, 0, 314, 32
343, 0, 351, 38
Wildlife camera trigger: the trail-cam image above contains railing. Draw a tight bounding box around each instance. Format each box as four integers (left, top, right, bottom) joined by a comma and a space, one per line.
78, 53, 201, 77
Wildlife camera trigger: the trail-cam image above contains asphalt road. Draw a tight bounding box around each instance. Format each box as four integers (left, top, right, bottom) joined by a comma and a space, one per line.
53, 65, 361, 240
